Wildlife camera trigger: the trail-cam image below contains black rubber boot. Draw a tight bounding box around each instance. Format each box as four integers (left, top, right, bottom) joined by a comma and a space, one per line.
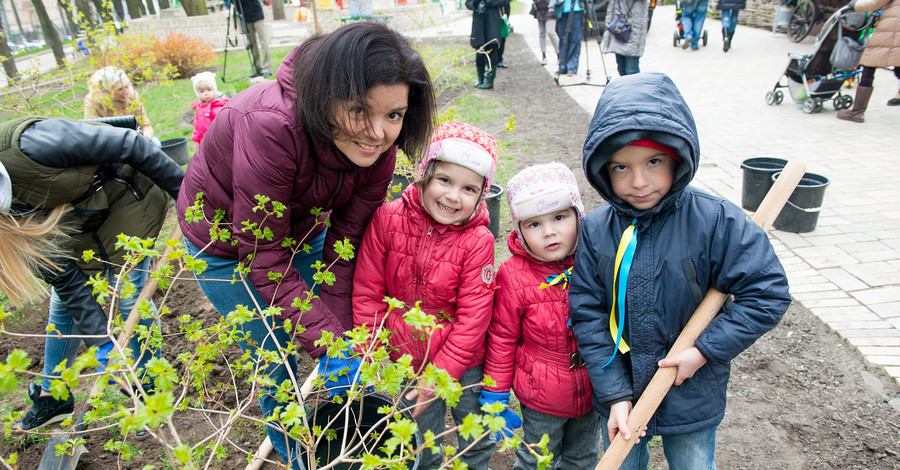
473, 65, 485, 88
723, 29, 731, 52
475, 70, 495, 89
888, 88, 900, 106
837, 86, 873, 123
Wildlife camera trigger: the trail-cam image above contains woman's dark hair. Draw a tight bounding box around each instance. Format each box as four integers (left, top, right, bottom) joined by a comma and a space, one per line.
293, 22, 437, 163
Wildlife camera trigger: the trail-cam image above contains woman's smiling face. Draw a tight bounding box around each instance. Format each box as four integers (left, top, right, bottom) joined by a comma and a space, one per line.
332, 83, 409, 168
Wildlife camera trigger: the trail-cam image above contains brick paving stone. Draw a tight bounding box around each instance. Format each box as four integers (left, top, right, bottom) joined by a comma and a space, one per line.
825, 320, 895, 332
871, 303, 900, 319
788, 281, 837, 293
851, 287, 900, 306
864, 356, 900, 367
792, 290, 852, 302
837, 329, 900, 339
816, 312, 881, 323
847, 337, 900, 347
858, 346, 900, 357
804, 297, 861, 309
818, 268, 869, 292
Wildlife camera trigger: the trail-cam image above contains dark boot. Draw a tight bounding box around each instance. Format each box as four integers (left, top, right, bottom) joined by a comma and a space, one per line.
473, 65, 485, 88
475, 70, 495, 89
723, 29, 731, 52
888, 88, 900, 106
14, 383, 74, 431
837, 86, 873, 122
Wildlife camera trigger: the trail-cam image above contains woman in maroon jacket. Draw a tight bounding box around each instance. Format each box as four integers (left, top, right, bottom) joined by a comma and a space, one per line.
176, 22, 436, 468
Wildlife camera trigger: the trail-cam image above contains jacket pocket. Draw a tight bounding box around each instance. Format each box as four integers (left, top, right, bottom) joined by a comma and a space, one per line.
679, 257, 704, 305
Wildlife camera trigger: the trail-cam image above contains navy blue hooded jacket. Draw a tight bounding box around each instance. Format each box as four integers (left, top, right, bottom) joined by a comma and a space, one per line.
569, 73, 791, 435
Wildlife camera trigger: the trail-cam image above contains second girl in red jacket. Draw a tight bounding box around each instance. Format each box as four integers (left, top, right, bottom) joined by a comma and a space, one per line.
481, 162, 602, 469
353, 121, 499, 469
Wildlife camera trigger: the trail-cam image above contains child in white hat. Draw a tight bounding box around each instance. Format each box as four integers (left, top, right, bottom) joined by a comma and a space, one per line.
481, 161, 602, 468
190, 71, 229, 144
83, 66, 155, 140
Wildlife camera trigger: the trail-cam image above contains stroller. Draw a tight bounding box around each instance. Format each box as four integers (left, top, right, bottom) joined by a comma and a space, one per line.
672, 0, 708, 47
765, 6, 874, 113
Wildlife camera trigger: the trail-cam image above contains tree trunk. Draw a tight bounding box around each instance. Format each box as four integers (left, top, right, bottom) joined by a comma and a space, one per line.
158, 0, 170, 9
91, 0, 117, 24
180, 0, 208, 16
10, 0, 27, 42
58, 0, 78, 37
271, 0, 285, 20
144, 0, 156, 15
0, 20, 19, 82
112, 0, 126, 21
73, 0, 97, 28
125, 0, 143, 18
30, 0, 67, 68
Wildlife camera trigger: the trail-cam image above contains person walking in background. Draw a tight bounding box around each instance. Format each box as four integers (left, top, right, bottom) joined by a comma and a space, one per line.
498, 2, 511, 68
226, 0, 272, 76
532, 0, 560, 65
353, 121, 501, 469
556, 0, 584, 75
482, 162, 602, 469
467, 0, 509, 89
0, 117, 183, 433
679, 0, 708, 50
190, 72, 230, 145
890, 72, 900, 105
177, 23, 436, 468
716, 0, 744, 51
602, 0, 649, 75
837, 0, 900, 122
83, 66, 156, 143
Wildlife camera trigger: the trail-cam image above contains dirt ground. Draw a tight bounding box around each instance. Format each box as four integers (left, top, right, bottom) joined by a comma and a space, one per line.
2, 33, 900, 469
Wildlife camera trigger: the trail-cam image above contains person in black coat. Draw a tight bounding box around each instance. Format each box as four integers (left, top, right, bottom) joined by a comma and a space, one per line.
467, 0, 510, 89
228, 0, 272, 76
716, 0, 745, 52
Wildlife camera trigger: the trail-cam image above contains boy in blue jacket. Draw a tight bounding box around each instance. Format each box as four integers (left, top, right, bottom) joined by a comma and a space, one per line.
569, 72, 791, 469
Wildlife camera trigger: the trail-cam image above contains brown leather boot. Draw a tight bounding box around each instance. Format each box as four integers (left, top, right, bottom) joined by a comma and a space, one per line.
837, 86, 873, 123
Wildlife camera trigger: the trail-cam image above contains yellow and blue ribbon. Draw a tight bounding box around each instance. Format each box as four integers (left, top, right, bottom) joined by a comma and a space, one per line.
601, 218, 637, 369
539, 268, 572, 290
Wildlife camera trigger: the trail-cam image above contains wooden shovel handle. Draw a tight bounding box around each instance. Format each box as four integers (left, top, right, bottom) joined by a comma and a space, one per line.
597, 160, 807, 469
246, 370, 318, 470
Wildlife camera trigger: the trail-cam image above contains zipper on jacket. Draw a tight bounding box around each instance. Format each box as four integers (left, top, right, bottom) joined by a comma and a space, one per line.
414, 225, 434, 302
324, 171, 346, 208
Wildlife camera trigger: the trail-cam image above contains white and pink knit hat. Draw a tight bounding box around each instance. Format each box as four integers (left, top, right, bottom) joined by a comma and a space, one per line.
418, 121, 499, 198
506, 162, 585, 229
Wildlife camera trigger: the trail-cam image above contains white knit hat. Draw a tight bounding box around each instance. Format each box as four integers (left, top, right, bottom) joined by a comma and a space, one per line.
191, 71, 218, 99
89, 66, 129, 90
506, 162, 584, 227
0, 160, 11, 214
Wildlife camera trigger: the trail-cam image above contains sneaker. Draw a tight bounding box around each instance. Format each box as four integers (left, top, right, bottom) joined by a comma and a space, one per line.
14, 383, 74, 431
681, 38, 691, 49
540, 56, 548, 65
888, 92, 900, 106
497, 62, 508, 68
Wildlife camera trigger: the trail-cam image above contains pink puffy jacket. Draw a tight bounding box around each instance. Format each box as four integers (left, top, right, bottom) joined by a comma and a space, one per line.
483, 232, 593, 418
191, 98, 228, 144
353, 184, 496, 380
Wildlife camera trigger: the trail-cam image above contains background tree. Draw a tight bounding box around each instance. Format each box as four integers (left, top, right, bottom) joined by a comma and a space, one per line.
72, 0, 98, 29
125, 0, 144, 18
271, 0, 285, 20
180, 0, 208, 16
0, 24, 19, 82
157, 0, 169, 10
30, 0, 67, 68
144, 0, 155, 16
90, 0, 117, 24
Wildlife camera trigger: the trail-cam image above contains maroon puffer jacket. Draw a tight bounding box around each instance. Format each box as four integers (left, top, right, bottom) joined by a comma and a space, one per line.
352, 185, 495, 380
177, 47, 395, 357
483, 231, 593, 418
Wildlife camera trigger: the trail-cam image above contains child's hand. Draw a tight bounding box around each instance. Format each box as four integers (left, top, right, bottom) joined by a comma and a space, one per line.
657, 347, 707, 386
608, 400, 633, 442
404, 382, 436, 418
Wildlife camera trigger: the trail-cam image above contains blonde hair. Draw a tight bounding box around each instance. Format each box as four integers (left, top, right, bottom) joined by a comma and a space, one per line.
0, 207, 69, 307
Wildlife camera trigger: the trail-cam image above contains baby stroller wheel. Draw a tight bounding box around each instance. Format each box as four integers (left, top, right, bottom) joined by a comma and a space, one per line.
766, 91, 776, 105
775, 91, 784, 104
802, 98, 817, 114
673, 30, 680, 47
702, 29, 708, 46
841, 95, 853, 109
832, 97, 844, 111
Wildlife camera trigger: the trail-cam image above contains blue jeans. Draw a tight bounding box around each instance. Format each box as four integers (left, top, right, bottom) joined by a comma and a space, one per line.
680, 0, 709, 49
185, 231, 325, 470
42, 257, 159, 393
513, 406, 602, 470
556, 10, 583, 73
721, 8, 739, 34
400, 366, 495, 469
601, 424, 718, 469
616, 54, 641, 76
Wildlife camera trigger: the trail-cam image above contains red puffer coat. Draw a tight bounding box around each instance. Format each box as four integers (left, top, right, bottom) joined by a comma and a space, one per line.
353, 184, 496, 380
177, 46, 395, 356
483, 231, 593, 418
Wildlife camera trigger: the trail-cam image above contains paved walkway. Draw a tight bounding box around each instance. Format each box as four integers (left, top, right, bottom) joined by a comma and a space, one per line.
405, 7, 900, 387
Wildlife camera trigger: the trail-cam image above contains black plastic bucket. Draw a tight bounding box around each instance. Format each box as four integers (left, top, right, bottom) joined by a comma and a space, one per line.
305, 393, 422, 469
486, 184, 503, 238
389, 173, 414, 200
160, 138, 190, 165
772, 171, 829, 233
741, 157, 788, 211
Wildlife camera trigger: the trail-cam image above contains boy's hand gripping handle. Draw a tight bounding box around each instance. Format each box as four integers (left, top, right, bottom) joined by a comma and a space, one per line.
597, 160, 808, 469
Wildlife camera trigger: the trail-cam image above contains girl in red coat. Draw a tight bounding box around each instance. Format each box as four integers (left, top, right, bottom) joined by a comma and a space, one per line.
353, 121, 500, 469
482, 162, 602, 469
189, 71, 229, 144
